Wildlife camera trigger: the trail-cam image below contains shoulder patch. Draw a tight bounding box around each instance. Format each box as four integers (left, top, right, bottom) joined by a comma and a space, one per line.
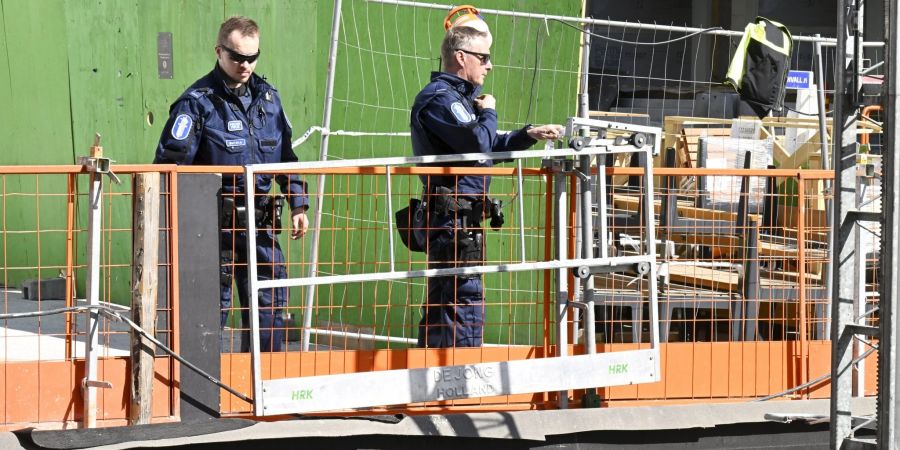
171, 114, 193, 141
450, 102, 474, 123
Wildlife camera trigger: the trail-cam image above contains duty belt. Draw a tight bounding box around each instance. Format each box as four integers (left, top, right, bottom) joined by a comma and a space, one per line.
220, 194, 285, 233
427, 186, 504, 230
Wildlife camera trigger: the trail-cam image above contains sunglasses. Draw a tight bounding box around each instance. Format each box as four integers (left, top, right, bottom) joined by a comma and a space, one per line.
219, 44, 260, 64
456, 48, 491, 65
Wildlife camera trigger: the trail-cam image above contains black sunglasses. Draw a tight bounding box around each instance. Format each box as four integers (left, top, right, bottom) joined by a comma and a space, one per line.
219, 44, 260, 64
455, 48, 491, 65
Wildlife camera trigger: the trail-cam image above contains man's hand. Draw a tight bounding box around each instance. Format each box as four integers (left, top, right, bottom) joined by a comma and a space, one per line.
526, 124, 564, 141
474, 94, 496, 111
291, 207, 309, 240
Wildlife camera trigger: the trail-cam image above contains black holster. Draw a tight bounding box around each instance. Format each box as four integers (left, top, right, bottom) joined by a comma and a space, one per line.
256, 195, 285, 234
219, 195, 247, 230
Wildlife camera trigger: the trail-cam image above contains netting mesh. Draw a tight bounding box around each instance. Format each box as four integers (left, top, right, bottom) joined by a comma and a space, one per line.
284, 1, 582, 349
266, 2, 886, 351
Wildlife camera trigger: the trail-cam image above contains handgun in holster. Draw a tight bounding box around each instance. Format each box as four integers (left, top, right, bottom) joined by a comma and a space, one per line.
255, 195, 286, 234
219, 195, 248, 231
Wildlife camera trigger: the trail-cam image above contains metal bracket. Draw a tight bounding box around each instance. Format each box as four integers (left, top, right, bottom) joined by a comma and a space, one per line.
572, 262, 650, 278
846, 324, 880, 338
541, 157, 576, 174
82, 379, 113, 389
847, 210, 881, 222
79, 134, 122, 185
565, 117, 662, 156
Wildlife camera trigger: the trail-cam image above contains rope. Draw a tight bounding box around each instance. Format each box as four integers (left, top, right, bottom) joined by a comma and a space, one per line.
292, 127, 411, 148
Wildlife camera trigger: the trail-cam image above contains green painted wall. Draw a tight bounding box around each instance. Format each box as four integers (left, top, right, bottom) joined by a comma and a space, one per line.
0, 0, 582, 345
0, 0, 326, 300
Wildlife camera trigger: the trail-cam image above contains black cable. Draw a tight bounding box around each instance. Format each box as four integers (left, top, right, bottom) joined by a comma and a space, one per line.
783, 104, 833, 117
524, 25, 544, 124
753, 344, 876, 402
552, 19, 724, 46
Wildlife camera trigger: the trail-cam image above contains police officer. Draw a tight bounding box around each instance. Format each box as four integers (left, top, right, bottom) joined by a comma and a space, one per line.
410, 24, 561, 348
154, 16, 308, 352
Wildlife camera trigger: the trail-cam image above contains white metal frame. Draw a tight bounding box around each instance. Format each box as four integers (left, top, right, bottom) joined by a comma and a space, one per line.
243, 120, 661, 415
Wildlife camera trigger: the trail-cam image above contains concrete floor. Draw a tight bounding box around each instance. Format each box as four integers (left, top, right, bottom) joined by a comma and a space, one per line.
3, 397, 875, 449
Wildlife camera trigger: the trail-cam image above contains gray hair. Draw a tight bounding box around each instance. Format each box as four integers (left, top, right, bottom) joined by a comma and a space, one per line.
440, 26, 490, 69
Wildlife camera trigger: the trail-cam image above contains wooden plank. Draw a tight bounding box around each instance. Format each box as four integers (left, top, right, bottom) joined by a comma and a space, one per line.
668, 233, 829, 260
667, 265, 741, 292
612, 194, 762, 224
130, 173, 160, 425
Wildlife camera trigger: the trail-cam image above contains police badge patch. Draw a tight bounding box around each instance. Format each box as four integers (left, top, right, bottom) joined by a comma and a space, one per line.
227, 120, 243, 132
171, 114, 193, 141
450, 102, 473, 123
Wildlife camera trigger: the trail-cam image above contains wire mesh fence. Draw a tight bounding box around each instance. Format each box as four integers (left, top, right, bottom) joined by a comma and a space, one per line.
0, 167, 178, 426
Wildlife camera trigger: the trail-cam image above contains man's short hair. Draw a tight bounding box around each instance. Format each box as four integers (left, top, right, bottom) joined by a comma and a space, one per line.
217, 16, 259, 46
441, 26, 490, 68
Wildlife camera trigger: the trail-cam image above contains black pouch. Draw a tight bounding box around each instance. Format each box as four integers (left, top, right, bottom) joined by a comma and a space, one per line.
395, 198, 428, 252
456, 231, 483, 267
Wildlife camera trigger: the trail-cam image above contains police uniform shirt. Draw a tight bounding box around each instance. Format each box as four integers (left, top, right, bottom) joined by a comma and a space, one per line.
410, 71, 536, 195
154, 64, 308, 211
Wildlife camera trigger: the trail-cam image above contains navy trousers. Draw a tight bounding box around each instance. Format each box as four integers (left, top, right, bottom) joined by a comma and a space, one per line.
220, 230, 287, 352
418, 222, 484, 348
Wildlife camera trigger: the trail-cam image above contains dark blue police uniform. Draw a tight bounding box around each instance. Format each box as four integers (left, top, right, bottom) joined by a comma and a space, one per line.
410, 72, 536, 348
155, 65, 308, 352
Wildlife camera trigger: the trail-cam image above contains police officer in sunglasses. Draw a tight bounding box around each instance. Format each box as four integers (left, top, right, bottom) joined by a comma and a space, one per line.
410, 24, 561, 348
154, 16, 308, 353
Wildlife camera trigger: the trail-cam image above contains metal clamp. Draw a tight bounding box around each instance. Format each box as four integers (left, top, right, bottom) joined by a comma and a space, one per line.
541, 157, 590, 182
79, 134, 122, 185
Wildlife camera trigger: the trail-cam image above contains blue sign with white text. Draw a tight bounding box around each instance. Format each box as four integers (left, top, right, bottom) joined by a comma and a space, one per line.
785, 70, 813, 90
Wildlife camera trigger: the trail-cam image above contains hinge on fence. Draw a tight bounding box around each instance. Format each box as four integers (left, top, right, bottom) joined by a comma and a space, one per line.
541, 157, 575, 173
79, 133, 122, 185
541, 157, 588, 182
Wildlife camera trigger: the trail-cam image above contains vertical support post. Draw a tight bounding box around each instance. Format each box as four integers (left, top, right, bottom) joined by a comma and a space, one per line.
385, 166, 396, 272
814, 34, 834, 340
830, 0, 863, 446
82, 137, 104, 429
65, 174, 76, 361
571, 22, 593, 341
579, 154, 596, 354
642, 148, 660, 350
244, 166, 264, 414
302, 0, 344, 351
554, 164, 569, 409
878, 0, 900, 446
797, 177, 809, 392
516, 159, 527, 263
130, 173, 160, 425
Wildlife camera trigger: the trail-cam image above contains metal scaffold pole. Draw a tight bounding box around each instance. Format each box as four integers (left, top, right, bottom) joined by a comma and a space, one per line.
878, 0, 900, 446
831, 0, 875, 448
302, 0, 343, 351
